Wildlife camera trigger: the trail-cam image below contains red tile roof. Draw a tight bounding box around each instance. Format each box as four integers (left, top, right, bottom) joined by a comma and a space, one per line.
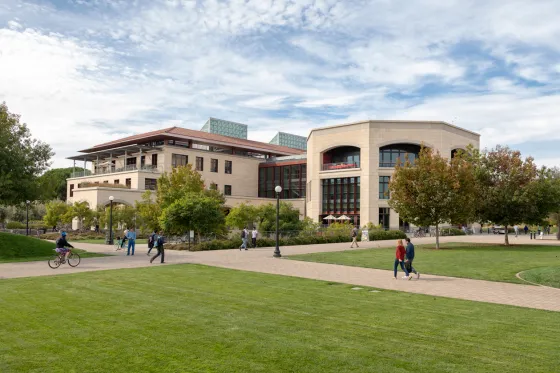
82, 126, 304, 156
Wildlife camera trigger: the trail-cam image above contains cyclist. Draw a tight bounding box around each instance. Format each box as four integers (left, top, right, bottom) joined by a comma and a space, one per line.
55, 231, 74, 263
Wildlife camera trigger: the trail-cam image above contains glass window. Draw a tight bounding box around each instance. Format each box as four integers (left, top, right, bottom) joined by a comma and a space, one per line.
379, 176, 390, 199
379, 208, 390, 230
126, 157, 137, 166
211, 159, 218, 173
171, 154, 188, 168
196, 157, 204, 171
69, 184, 74, 197
225, 160, 232, 174
145, 178, 157, 190
114, 179, 119, 184
259, 168, 266, 197
125, 178, 131, 188
224, 185, 232, 196
151, 154, 158, 167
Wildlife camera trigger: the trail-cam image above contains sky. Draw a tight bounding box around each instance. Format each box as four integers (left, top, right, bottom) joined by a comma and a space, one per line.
1, 0, 560, 168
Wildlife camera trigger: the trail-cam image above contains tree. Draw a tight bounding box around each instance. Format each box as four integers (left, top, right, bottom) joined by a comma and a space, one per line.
543, 167, 560, 240
225, 203, 259, 229
157, 165, 205, 209
43, 200, 71, 229
37, 167, 83, 201
255, 202, 303, 234
135, 191, 161, 232
389, 147, 476, 249
65, 201, 93, 231
472, 145, 553, 245
160, 193, 225, 242
0, 102, 53, 204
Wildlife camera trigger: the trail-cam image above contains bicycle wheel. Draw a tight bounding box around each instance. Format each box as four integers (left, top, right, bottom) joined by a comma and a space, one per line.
67, 252, 81, 267
48, 255, 61, 269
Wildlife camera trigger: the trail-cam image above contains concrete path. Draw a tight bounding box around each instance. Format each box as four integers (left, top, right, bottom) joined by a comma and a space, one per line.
1, 234, 559, 312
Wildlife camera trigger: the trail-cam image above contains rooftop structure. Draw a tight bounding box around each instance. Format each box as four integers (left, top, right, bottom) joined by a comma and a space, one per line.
201, 118, 248, 139
269, 132, 307, 150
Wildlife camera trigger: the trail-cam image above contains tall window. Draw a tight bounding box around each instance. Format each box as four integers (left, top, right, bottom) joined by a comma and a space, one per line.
140, 156, 145, 167
321, 177, 360, 215
225, 160, 232, 174
126, 157, 137, 166
114, 179, 119, 184
171, 154, 187, 168
379, 208, 390, 230
151, 154, 158, 167
211, 159, 218, 173
258, 164, 307, 199
125, 178, 131, 188
224, 185, 232, 196
69, 184, 75, 197
379, 144, 421, 167
145, 178, 157, 190
196, 157, 204, 171
379, 176, 390, 199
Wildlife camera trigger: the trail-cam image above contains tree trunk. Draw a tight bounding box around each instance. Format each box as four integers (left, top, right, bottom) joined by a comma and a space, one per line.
504, 225, 509, 246
435, 224, 440, 249
556, 215, 560, 240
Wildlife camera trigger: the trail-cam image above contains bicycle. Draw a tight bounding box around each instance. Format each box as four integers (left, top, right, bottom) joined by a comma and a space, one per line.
48, 250, 81, 269
413, 229, 425, 238
115, 237, 126, 251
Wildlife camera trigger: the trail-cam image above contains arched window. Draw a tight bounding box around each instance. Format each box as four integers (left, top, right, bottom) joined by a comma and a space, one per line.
322, 146, 360, 171
379, 144, 421, 167
451, 148, 465, 158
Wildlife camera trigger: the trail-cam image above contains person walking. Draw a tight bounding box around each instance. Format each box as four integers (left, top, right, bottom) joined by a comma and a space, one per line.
404, 238, 420, 279
126, 228, 136, 256
150, 231, 165, 264
121, 227, 129, 248
350, 226, 359, 248
394, 239, 411, 280
514, 225, 519, 237
524, 225, 528, 235
251, 228, 258, 248
240, 227, 248, 250
147, 230, 157, 256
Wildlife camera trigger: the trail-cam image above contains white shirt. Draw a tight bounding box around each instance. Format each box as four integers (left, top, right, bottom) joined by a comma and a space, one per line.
252, 230, 258, 238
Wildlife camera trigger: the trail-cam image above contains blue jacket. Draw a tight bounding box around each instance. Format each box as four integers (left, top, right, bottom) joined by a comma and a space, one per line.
405, 242, 415, 260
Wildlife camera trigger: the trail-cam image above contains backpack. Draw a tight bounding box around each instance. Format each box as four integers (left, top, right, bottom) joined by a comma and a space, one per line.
241, 230, 246, 239
156, 236, 164, 247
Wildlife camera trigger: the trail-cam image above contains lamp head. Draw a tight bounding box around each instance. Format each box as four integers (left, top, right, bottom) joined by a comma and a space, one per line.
109, 196, 114, 201
274, 185, 282, 193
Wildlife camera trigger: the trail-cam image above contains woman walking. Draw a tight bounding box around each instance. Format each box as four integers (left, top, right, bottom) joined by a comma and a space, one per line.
394, 239, 411, 280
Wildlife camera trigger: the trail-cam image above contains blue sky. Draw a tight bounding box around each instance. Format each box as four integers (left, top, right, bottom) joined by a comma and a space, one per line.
1, 0, 560, 167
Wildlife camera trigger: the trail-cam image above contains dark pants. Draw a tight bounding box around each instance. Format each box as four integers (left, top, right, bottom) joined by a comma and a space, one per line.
151, 246, 164, 263
405, 259, 417, 274
147, 245, 154, 255
121, 237, 127, 248
252, 237, 257, 247
394, 259, 410, 277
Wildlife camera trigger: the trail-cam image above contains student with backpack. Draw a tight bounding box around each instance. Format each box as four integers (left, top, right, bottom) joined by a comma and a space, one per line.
150, 231, 165, 264
239, 227, 248, 250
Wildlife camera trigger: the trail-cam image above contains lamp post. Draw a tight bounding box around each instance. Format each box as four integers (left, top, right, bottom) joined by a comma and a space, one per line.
108, 196, 114, 245
274, 185, 282, 258
25, 200, 30, 236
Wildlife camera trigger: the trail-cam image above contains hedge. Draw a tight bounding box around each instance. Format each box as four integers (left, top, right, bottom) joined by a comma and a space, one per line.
168, 230, 407, 251
6, 221, 26, 229
439, 228, 466, 236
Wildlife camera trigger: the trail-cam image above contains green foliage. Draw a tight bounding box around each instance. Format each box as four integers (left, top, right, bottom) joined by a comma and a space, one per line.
160, 193, 225, 240
256, 202, 303, 233
300, 217, 321, 235
439, 228, 466, 236
225, 203, 259, 229
43, 200, 71, 228
37, 167, 81, 201
362, 222, 383, 231
65, 201, 93, 231
0, 102, 53, 204
325, 222, 354, 237
368, 230, 407, 241
157, 165, 205, 209
135, 191, 161, 232
389, 147, 476, 249
6, 221, 26, 229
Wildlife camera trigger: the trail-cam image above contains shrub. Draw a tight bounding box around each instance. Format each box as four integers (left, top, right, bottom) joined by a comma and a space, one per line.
440, 228, 466, 236
6, 221, 26, 229
368, 230, 407, 241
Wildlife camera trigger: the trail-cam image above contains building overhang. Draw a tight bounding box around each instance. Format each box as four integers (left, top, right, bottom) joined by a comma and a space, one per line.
67, 144, 162, 162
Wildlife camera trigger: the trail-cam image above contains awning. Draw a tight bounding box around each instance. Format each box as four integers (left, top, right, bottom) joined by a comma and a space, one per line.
67, 144, 161, 162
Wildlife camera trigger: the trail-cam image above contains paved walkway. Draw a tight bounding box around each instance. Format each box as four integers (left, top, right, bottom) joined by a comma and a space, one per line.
1, 234, 559, 312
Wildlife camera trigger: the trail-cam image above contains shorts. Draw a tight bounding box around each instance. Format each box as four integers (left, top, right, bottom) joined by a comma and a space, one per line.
55, 248, 69, 254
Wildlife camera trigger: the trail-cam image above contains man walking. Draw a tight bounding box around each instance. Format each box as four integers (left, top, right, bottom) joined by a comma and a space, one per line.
150, 231, 165, 264
251, 227, 258, 248
240, 227, 248, 250
127, 228, 136, 256
514, 225, 519, 237
147, 230, 157, 256
524, 225, 529, 235
405, 238, 420, 279
121, 227, 129, 248
350, 226, 359, 248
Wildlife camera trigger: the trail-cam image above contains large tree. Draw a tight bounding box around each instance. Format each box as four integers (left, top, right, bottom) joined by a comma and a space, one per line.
225, 203, 259, 229
37, 167, 83, 201
472, 145, 553, 245
157, 164, 205, 209
43, 200, 72, 229
389, 147, 476, 249
543, 167, 560, 240
0, 102, 53, 204
135, 191, 161, 232
255, 202, 303, 234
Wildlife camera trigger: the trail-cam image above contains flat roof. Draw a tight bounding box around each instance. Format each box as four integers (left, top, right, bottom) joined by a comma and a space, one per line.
79, 126, 304, 156
307, 120, 480, 140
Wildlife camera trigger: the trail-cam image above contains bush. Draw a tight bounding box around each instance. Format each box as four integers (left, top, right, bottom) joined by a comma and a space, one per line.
368, 230, 407, 241
440, 228, 466, 236
6, 221, 26, 229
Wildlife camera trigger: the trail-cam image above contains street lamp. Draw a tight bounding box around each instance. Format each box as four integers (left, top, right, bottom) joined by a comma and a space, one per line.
25, 200, 30, 236
274, 185, 282, 258
108, 196, 114, 245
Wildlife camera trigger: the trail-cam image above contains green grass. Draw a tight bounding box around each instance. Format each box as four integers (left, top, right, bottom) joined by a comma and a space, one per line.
1, 265, 559, 372
74, 238, 148, 245
0, 232, 106, 263
288, 243, 560, 283
519, 266, 560, 288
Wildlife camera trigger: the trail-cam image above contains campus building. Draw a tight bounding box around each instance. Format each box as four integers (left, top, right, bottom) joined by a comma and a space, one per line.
66, 120, 479, 230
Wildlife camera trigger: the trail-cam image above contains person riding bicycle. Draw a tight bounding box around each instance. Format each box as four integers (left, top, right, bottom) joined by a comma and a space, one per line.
55, 231, 74, 262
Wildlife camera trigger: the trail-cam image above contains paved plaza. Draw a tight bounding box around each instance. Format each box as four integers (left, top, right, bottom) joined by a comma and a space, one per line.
1, 234, 559, 311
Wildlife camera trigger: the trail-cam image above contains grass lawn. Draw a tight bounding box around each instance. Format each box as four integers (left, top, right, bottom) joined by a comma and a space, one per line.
288, 243, 560, 284
1, 265, 559, 372
0, 232, 106, 263
74, 238, 148, 245
519, 266, 560, 288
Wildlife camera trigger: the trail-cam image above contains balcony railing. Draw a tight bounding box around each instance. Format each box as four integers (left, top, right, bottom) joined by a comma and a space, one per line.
71, 165, 162, 178
322, 162, 360, 171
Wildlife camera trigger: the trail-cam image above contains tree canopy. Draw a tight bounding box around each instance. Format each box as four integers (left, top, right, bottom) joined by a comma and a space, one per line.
37, 167, 82, 201
0, 102, 53, 204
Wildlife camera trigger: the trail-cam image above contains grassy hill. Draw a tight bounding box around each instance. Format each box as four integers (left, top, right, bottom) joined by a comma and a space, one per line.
0, 232, 105, 263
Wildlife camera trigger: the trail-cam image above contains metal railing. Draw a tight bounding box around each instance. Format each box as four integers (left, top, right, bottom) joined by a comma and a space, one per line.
322, 162, 360, 171
71, 165, 162, 178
